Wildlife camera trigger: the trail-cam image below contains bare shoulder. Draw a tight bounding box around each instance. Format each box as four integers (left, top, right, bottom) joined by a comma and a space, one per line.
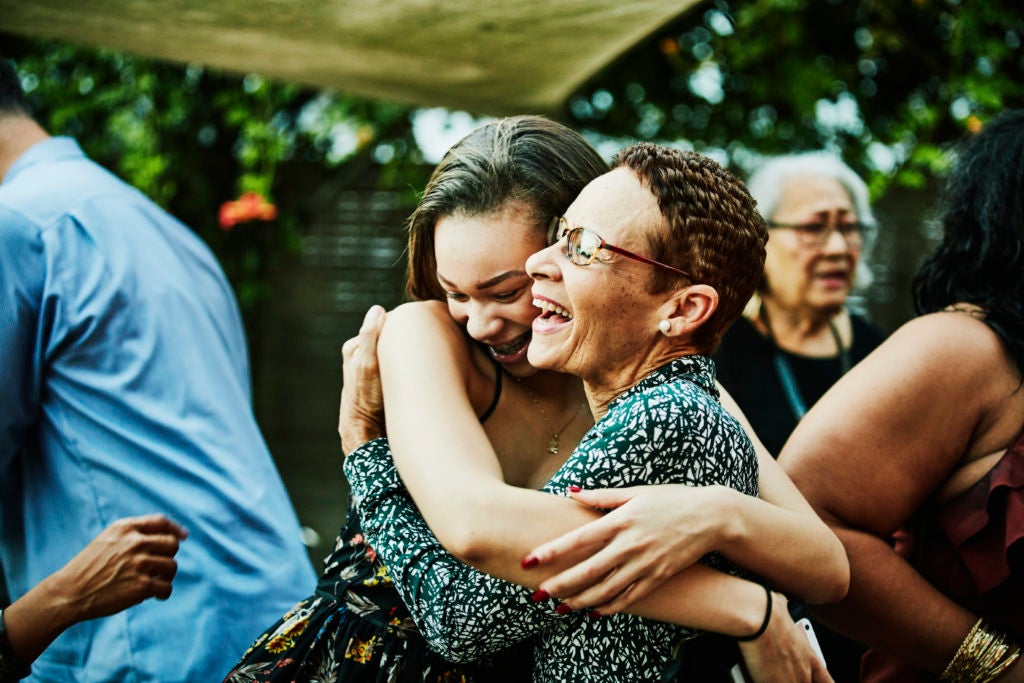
386, 299, 456, 327
889, 310, 1003, 353
379, 300, 494, 406
866, 310, 1011, 384
824, 309, 1017, 436
784, 309, 1022, 530
382, 301, 493, 385
382, 300, 465, 346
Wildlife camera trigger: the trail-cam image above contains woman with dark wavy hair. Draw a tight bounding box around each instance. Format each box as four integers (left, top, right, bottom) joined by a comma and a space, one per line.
782, 109, 1024, 682
913, 110, 1024, 367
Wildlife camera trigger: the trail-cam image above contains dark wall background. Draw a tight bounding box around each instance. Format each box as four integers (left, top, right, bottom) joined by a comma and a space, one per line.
255, 168, 416, 564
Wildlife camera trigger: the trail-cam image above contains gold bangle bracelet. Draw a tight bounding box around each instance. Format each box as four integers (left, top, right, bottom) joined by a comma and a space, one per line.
941, 618, 1022, 683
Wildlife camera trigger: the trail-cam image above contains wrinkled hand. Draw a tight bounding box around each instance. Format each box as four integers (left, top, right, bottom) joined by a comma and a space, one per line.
49, 514, 188, 622
738, 593, 833, 683
521, 484, 729, 613
339, 305, 387, 456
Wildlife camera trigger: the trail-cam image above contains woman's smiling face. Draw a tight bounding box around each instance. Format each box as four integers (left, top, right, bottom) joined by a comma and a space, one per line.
434, 201, 547, 378
526, 168, 668, 388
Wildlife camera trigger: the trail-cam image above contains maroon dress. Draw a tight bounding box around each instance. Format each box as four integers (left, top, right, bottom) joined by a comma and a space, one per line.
861, 428, 1024, 681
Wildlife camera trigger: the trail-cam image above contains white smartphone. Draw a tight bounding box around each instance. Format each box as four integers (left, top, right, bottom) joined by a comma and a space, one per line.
796, 617, 827, 664
728, 617, 826, 682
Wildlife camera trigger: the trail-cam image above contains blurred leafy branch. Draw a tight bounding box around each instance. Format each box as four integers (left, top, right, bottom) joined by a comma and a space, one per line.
569, 0, 1023, 197
3, 36, 422, 314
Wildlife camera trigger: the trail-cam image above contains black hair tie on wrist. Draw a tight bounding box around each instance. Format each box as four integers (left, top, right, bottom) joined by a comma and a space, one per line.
735, 584, 773, 642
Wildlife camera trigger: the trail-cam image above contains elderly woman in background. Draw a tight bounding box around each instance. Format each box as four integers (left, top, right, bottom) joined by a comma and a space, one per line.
781, 110, 1024, 681
713, 152, 886, 459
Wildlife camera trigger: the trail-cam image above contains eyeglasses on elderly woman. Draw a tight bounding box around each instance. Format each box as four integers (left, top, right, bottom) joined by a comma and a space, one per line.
546, 216, 690, 279
766, 220, 866, 249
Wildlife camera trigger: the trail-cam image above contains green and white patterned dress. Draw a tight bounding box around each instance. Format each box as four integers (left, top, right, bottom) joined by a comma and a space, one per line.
344, 355, 759, 682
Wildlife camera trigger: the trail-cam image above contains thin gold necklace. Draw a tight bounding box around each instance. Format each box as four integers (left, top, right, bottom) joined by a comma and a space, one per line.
515, 378, 589, 455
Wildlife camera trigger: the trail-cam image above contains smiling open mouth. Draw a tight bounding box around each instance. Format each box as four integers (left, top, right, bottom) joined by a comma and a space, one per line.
533, 298, 573, 323
488, 331, 531, 361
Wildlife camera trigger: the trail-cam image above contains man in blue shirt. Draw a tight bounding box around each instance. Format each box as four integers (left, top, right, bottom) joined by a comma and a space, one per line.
0, 60, 316, 681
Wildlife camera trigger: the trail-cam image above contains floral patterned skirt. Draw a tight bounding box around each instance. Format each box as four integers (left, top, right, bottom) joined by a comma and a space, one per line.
224, 504, 531, 683
223, 593, 519, 683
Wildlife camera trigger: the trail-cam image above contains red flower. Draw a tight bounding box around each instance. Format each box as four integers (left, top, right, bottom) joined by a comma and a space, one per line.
219, 191, 278, 230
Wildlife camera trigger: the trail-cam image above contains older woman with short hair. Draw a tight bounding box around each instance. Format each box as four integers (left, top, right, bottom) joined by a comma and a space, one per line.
343, 143, 837, 681
713, 152, 886, 459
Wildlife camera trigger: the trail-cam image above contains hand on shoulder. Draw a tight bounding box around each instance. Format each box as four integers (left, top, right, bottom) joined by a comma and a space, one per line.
340, 305, 388, 455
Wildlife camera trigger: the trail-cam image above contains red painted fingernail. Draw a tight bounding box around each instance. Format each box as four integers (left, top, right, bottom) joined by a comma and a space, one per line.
567, 485, 582, 493
531, 589, 550, 602
588, 610, 602, 619
555, 603, 573, 615
521, 555, 539, 569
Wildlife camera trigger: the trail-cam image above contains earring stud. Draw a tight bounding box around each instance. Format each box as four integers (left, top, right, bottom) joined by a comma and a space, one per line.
658, 320, 671, 334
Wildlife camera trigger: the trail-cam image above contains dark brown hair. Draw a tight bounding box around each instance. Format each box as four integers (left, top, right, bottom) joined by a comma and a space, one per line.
913, 109, 1024, 377
406, 116, 607, 301
613, 142, 767, 351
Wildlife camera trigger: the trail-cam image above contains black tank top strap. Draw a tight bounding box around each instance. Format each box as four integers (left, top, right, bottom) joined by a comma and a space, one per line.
479, 354, 503, 423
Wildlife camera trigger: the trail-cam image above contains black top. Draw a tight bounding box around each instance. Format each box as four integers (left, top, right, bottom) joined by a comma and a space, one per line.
479, 350, 503, 422
713, 315, 887, 457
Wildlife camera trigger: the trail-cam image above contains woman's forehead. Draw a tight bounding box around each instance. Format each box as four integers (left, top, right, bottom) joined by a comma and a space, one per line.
776, 176, 854, 215
433, 208, 542, 288
566, 168, 659, 240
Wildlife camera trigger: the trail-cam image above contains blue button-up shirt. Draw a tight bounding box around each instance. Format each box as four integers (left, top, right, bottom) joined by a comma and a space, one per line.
0, 137, 315, 682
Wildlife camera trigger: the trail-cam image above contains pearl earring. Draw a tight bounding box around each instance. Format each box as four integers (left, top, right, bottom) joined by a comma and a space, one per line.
658, 320, 671, 335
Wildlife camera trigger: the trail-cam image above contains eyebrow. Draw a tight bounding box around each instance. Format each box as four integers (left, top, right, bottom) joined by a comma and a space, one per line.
437, 270, 529, 291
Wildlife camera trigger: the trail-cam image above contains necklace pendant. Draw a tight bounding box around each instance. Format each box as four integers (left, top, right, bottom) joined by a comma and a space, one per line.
547, 436, 559, 455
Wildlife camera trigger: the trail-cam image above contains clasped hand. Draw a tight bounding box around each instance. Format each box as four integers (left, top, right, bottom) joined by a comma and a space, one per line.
519, 484, 832, 682
339, 305, 387, 455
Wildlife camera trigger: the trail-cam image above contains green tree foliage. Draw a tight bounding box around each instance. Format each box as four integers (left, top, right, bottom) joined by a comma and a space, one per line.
568, 0, 1023, 194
